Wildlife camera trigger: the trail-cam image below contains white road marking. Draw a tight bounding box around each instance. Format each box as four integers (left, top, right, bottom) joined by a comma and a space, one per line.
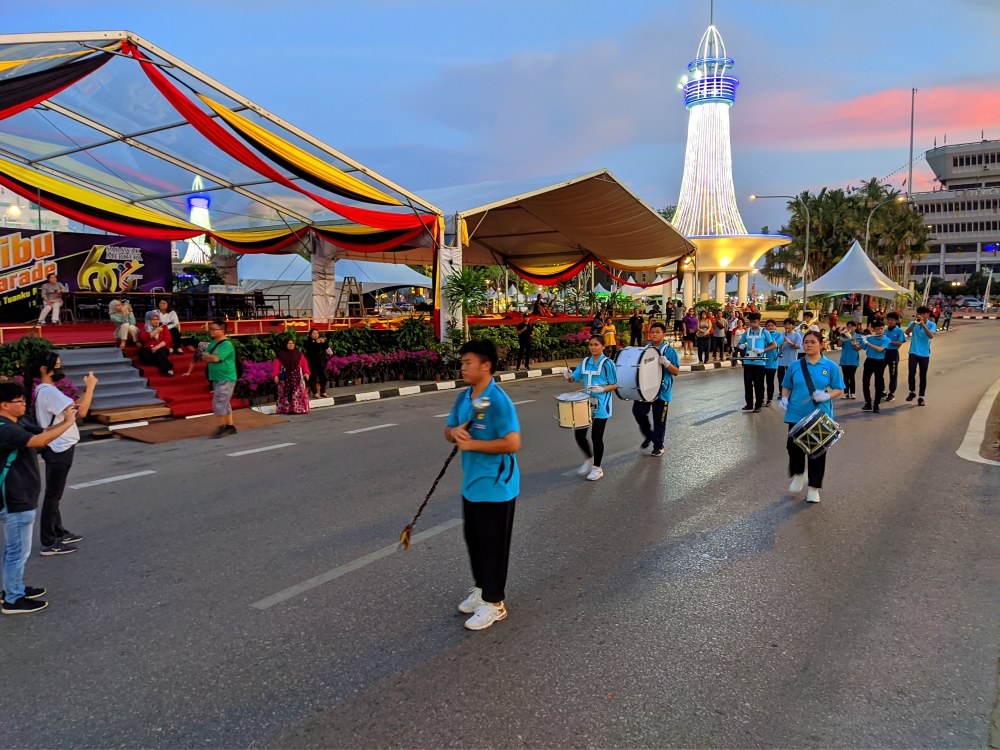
344, 423, 397, 434
251, 518, 463, 609
511, 399, 536, 405
227, 442, 296, 457
70, 470, 156, 489
433, 413, 450, 418
957, 375, 1000, 466
185, 413, 213, 419
109, 421, 149, 430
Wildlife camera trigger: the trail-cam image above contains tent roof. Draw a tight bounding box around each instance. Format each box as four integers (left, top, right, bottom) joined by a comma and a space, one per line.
238, 254, 431, 289
726, 273, 784, 294
419, 170, 695, 274
0, 31, 436, 241
790, 240, 909, 299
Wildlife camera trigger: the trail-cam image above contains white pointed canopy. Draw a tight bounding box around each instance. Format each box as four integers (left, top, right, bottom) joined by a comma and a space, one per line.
790, 240, 909, 299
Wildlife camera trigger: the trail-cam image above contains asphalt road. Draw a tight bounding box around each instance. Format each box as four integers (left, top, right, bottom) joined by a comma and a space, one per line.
2, 321, 1000, 749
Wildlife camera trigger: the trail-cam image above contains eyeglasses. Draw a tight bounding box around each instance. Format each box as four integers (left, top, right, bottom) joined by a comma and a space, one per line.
4, 398, 25, 404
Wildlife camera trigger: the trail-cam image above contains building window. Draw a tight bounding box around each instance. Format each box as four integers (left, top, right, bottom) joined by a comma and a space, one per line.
994, 221, 998, 230
949, 202, 954, 211
975, 200, 980, 210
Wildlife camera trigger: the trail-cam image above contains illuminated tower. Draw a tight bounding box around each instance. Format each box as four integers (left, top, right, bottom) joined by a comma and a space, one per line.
671, 22, 790, 306
673, 24, 745, 236
183, 175, 213, 264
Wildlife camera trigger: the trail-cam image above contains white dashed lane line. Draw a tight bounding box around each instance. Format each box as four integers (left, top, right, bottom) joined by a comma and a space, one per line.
69, 470, 156, 489
227, 443, 297, 457
344, 423, 397, 434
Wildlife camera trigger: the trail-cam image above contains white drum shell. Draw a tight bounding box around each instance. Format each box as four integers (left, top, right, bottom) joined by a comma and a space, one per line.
556, 392, 593, 429
614, 346, 662, 402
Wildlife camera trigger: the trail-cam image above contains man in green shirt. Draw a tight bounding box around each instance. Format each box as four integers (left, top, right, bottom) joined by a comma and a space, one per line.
201, 322, 237, 438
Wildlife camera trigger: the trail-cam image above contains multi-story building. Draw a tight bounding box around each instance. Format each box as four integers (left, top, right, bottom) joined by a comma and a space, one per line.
910, 139, 1000, 281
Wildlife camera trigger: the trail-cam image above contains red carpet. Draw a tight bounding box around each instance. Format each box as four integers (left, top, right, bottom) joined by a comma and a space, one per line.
0, 322, 119, 346
125, 347, 248, 418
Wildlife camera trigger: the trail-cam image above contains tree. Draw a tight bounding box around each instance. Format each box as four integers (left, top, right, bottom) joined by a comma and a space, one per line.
658, 205, 677, 223
442, 266, 488, 340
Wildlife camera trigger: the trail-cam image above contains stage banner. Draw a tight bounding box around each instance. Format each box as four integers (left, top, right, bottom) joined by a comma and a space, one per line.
0, 230, 171, 322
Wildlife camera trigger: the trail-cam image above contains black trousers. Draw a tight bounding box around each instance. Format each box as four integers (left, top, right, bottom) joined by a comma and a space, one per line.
168, 326, 182, 351
884, 351, 900, 395
516, 341, 532, 369
743, 365, 766, 408
862, 358, 886, 406
841, 365, 857, 396
139, 346, 173, 374
787, 424, 826, 488
39, 445, 74, 547
908, 354, 930, 397
632, 399, 669, 450
764, 368, 777, 402
777, 365, 787, 390
711, 337, 725, 358
697, 337, 711, 363
463, 496, 516, 604
575, 417, 608, 466
630, 331, 642, 347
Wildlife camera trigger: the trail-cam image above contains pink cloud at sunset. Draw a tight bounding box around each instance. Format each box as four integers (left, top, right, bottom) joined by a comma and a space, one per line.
737, 84, 1000, 152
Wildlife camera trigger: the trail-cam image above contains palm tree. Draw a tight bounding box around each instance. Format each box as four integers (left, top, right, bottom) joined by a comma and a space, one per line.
442, 266, 488, 341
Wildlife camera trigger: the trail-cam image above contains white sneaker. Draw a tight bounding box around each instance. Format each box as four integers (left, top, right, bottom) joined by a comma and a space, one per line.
586, 466, 604, 481
789, 473, 808, 494
806, 488, 821, 503
457, 586, 483, 614
576, 459, 593, 477
464, 601, 507, 631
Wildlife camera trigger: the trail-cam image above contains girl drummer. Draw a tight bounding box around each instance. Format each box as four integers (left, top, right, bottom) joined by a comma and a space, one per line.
778, 330, 844, 504
564, 334, 618, 481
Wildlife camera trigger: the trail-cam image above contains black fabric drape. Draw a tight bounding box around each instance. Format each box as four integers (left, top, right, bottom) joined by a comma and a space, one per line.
0, 52, 112, 121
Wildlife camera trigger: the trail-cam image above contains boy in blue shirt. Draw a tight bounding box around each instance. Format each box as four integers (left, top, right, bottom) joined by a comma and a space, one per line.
777, 318, 802, 390
838, 320, 861, 399
739, 312, 777, 412
905, 305, 937, 406
632, 322, 680, 457
763, 319, 782, 407
883, 311, 906, 401
859, 321, 889, 413
446, 340, 521, 631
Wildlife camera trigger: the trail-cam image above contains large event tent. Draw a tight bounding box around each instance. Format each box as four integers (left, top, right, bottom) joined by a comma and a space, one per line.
790, 240, 908, 299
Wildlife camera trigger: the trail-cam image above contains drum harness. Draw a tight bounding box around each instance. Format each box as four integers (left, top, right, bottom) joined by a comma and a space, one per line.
581, 354, 610, 413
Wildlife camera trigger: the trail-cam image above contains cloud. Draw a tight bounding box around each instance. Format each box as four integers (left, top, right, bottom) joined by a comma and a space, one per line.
736, 83, 1000, 152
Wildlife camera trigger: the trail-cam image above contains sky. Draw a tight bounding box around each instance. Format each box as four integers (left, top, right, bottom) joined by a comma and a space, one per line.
4, 0, 1000, 233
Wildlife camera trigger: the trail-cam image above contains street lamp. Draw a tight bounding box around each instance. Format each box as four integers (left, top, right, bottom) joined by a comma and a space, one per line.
865, 195, 908, 257
750, 193, 810, 308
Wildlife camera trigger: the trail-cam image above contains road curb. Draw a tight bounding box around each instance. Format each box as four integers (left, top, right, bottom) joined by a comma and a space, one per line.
953, 314, 999, 320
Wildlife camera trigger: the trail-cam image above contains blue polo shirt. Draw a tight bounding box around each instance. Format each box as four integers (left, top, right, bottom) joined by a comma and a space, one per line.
447, 380, 520, 502
764, 330, 781, 369
777, 330, 802, 366
839, 334, 861, 367
739, 327, 773, 366
884, 325, 906, 357
656, 343, 681, 402
909, 320, 936, 357
781, 356, 845, 425
859, 334, 890, 360
570, 354, 617, 418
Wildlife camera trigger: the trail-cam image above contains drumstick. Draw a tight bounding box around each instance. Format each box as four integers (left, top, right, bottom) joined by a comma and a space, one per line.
399, 397, 491, 550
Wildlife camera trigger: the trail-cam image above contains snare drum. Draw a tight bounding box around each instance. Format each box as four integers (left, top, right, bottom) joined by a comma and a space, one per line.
556, 392, 593, 429
788, 408, 844, 457
614, 346, 662, 402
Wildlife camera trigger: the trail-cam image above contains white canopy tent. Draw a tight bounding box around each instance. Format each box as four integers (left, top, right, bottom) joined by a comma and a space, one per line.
789, 240, 909, 299
727, 273, 785, 295
239, 254, 431, 316
594, 283, 610, 294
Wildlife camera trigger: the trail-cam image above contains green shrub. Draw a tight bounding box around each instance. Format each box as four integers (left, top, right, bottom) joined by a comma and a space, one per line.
0, 337, 53, 378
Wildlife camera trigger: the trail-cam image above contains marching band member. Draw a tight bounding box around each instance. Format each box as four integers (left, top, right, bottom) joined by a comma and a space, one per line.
564, 335, 618, 481
763, 319, 781, 407
632, 322, 680, 458
779, 330, 844, 504
777, 318, 802, 388
838, 320, 861, 399
859, 321, 890, 413
905, 306, 936, 406
739, 312, 777, 413
883, 311, 906, 401
446, 340, 521, 632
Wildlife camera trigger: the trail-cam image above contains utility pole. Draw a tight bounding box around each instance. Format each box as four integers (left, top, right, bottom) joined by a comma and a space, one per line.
907, 88, 917, 196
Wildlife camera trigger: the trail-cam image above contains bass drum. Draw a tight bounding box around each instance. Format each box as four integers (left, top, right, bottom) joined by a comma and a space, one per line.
614, 346, 662, 402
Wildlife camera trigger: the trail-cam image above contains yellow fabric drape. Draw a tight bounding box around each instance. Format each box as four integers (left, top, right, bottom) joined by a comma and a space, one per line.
0, 156, 199, 229
198, 94, 402, 207
459, 217, 469, 247
0, 43, 120, 73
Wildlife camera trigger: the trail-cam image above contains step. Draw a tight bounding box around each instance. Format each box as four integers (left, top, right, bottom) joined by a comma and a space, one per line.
89, 395, 164, 411
54, 347, 130, 365
90, 405, 174, 425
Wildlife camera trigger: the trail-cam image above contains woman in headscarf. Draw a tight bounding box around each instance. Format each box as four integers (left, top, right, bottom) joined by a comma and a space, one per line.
272, 338, 311, 414
303, 329, 331, 398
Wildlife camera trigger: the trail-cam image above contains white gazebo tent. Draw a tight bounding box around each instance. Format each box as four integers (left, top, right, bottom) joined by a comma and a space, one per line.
727, 273, 785, 295
789, 240, 908, 299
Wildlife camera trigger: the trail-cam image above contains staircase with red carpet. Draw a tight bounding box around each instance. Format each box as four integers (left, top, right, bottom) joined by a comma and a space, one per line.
125, 347, 248, 418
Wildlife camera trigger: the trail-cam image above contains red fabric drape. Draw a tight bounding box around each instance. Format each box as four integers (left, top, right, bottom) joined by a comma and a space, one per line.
0, 52, 112, 122
591, 258, 678, 288
125, 43, 435, 233
312, 225, 427, 253
504, 257, 592, 285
